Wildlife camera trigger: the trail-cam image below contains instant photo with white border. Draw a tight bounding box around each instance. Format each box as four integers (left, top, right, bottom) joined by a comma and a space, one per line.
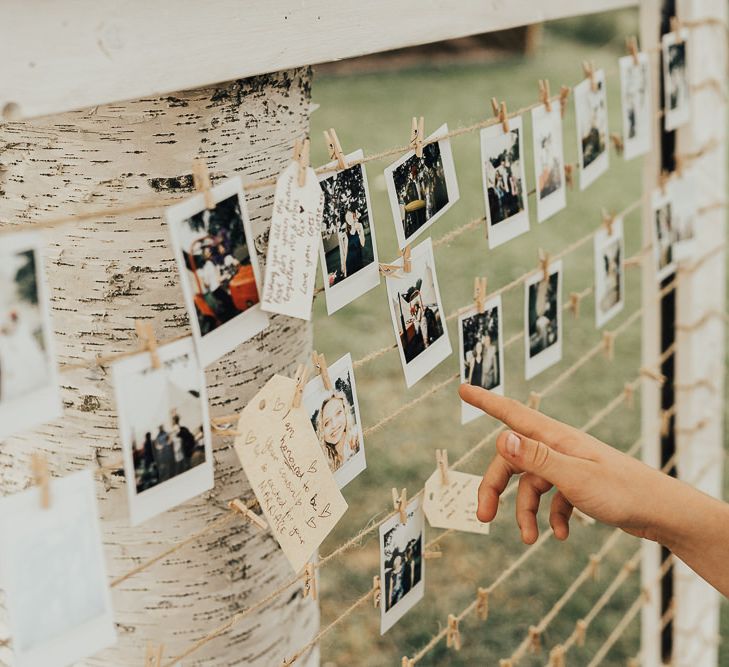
379, 495, 425, 635
652, 188, 677, 283
384, 238, 452, 388
670, 169, 698, 262
0, 230, 62, 440
166, 176, 269, 367
531, 104, 567, 224
458, 295, 505, 424
384, 123, 460, 250
574, 71, 610, 191
112, 337, 215, 526
619, 53, 652, 160
662, 29, 691, 131
0, 469, 116, 667
593, 217, 625, 328
317, 149, 380, 315
524, 259, 563, 380
481, 115, 531, 247
302, 352, 367, 489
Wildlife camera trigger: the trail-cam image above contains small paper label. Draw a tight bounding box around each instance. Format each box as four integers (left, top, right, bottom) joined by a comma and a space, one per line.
234, 374, 348, 572
260, 161, 324, 320
423, 469, 490, 536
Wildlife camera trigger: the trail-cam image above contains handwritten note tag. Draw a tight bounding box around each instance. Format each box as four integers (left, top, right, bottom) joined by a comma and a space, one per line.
261, 161, 324, 320
423, 469, 490, 536
234, 374, 347, 572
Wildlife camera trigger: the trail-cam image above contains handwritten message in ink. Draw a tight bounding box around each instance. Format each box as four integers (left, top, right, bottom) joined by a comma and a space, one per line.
261, 161, 324, 320
234, 374, 347, 572
423, 469, 490, 536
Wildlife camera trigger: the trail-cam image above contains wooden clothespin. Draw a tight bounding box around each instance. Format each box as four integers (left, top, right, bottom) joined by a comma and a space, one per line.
559, 85, 571, 118
373, 576, 382, 608
192, 157, 215, 210
135, 320, 161, 370
228, 498, 268, 531
624, 381, 635, 408
476, 588, 489, 621
549, 644, 566, 667
435, 448, 449, 486
660, 410, 672, 437
568, 291, 581, 318
210, 414, 242, 437
474, 277, 487, 314
626, 36, 640, 65
674, 153, 685, 177
563, 163, 574, 189
446, 614, 462, 651
144, 643, 164, 667
293, 138, 310, 187
31, 453, 50, 510
401, 657, 414, 667
582, 60, 598, 92
312, 351, 333, 391
323, 128, 348, 171
575, 619, 587, 646
491, 98, 509, 133
527, 391, 542, 411
302, 562, 317, 600
601, 209, 616, 236
392, 487, 407, 524
424, 545, 443, 560
610, 132, 624, 155
589, 553, 601, 581
602, 331, 615, 361
528, 626, 542, 654
400, 245, 412, 273
538, 248, 550, 283
538, 79, 553, 113
640, 366, 666, 386
499, 660, 514, 667
410, 116, 425, 159
659, 169, 670, 195
291, 364, 310, 408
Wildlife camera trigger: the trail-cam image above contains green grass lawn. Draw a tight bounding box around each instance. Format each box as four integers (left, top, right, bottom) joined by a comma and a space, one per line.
307, 11, 728, 666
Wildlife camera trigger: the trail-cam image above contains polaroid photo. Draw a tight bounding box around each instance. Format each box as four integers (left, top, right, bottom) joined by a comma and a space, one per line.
112, 337, 214, 526
482, 115, 530, 247
166, 177, 269, 367
458, 295, 505, 424
662, 29, 691, 131
0, 231, 61, 440
302, 352, 366, 489
670, 169, 698, 262
531, 104, 567, 223
384, 123, 460, 250
652, 188, 677, 282
574, 71, 610, 190
384, 238, 452, 388
379, 494, 425, 635
318, 149, 380, 315
0, 469, 116, 667
593, 217, 625, 328
524, 259, 563, 380
619, 53, 653, 160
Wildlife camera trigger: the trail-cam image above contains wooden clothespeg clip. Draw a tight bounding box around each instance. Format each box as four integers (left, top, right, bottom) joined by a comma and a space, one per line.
602, 331, 616, 361
538, 248, 550, 283
401, 657, 414, 667
192, 157, 215, 210
324, 128, 348, 171
563, 163, 574, 189
660, 409, 672, 437
446, 614, 462, 651
527, 391, 542, 412
31, 453, 50, 510
373, 576, 382, 608
435, 448, 449, 486
624, 381, 635, 408
476, 587, 489, 621
291, 364, 310, 408
626, 36, 640, 65
400, 245, 412, 273
610, 132, 624, 155
538, 79, 553, 112
588, 553, 601, 581
135, 320, 161, 369
392, 487, 407, 524
312, 351, 333, 391
474, 277, 487, 314
144, 643, 164, 667
559, 85, 571, 118
210, 413, 242, 437
568, 292, 581, 318
582, 60, 598, 92
601, 209, 616, 235
549, 644, 566, 667
528, 626, 542, 654
410, 116, 425, 159
659, 169, 670, 195
575, 619, 587, 646
491, 97, 509, 133
302, 562, 317, 600
293, 138, 310, 188
228, 498, 268, 531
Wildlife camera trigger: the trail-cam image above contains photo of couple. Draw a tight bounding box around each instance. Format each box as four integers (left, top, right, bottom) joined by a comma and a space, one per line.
575, 70, 609, 190
662, 30, 690, 131
531, 104, 567, 223
619, 53, 652, 160
594, 218, 625, 328
525, 261, 563, 380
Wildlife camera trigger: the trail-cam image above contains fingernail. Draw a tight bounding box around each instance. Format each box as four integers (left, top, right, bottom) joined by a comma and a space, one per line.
506, 432, 521, 457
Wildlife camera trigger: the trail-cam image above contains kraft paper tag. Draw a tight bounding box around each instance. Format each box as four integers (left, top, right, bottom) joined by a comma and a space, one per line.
423, 469, 490, 536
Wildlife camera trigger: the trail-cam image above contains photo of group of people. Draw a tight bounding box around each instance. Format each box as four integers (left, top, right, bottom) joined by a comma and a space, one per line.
113, 338, 214, 526
531, 104, 567, 223
525, 261, 563, 380
167, 178, 268, 367
385, 239, 452, 388
379, 496, 425, 634
318, 149, 380, 314
662, 29, 690, 131
619, 53, 652, 160
0, 232, 60, 439
303, 353, 366, 489
594, 218, 625, 328
652, 189, 677, 282
574, 70, 610, 190
481, 116, 530, 247
458, 296, 505, 424
385, 124, 460, 249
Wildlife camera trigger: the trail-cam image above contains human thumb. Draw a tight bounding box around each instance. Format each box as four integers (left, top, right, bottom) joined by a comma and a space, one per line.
496, 430, 573, 487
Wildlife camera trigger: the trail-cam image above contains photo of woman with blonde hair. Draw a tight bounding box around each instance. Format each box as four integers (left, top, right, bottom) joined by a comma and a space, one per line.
315, 390, 360, 472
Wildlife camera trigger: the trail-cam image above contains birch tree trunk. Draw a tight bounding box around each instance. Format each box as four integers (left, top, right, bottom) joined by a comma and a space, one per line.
0, 69, 319, 667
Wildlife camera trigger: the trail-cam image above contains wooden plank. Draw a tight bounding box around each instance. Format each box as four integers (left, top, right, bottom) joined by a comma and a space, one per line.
0, 0, 638, 119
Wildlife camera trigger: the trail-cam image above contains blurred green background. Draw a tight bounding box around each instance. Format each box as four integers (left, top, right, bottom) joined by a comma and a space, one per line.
307, 8, 728, 666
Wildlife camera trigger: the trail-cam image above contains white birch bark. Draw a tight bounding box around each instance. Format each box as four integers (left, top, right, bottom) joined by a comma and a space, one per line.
0, 69, 319, 667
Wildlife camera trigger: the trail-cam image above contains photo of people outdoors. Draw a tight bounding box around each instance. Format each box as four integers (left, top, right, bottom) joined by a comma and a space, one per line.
0, 233, 60, 439
662, 30, 690, 130
318, 150, 380, 314
113, 339, 214, 525
303, 353, 366, 489
525, 261, 563, 380
653, 191, 677, 281
167, 178, 268, 366
594, 219, 625, 328
531, 105, 566, 222
670, 172, 697, 260
574, 71, 609, 190
379, 496, 425, 634
385, 124, 459, 249
619, 53, 652, 159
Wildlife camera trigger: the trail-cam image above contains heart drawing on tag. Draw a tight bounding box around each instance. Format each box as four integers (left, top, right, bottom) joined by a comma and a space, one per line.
245, 431, 256, 445
273, 397, 286, 412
